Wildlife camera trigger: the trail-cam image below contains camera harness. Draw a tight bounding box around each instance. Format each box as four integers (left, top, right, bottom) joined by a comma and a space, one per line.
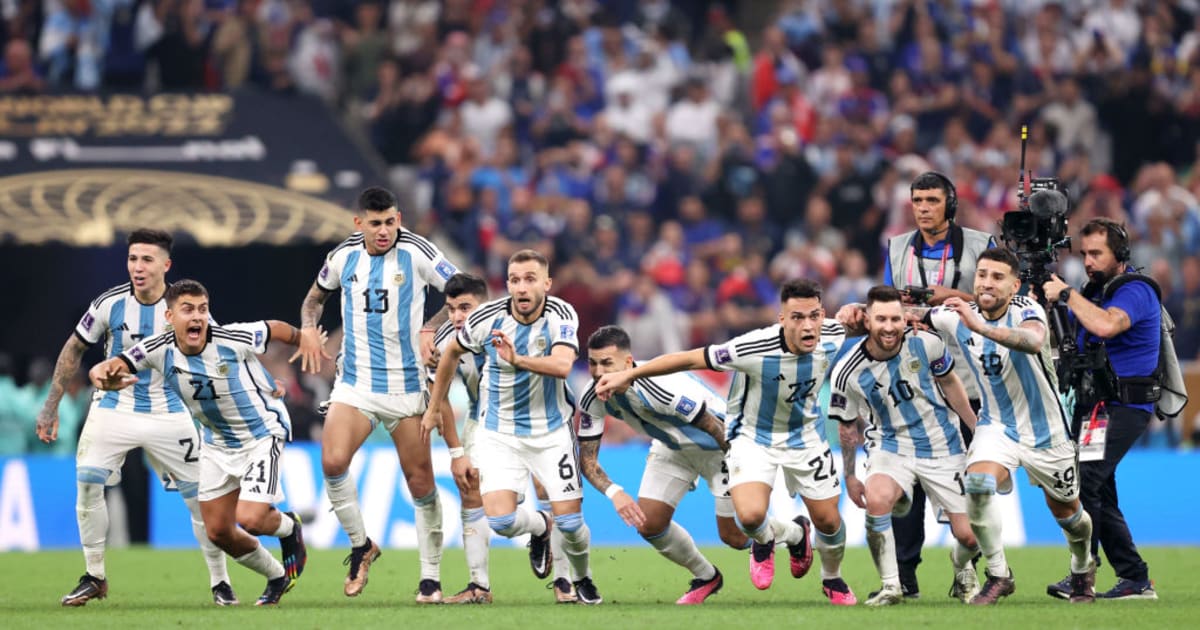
905, 223, 965, 290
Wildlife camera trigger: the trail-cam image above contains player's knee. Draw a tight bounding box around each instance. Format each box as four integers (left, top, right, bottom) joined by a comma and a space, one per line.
206, 521, 235, 545
487, 511, 518, 536
964, 472, 997, 496
321, 452, 351, 477
553, 512, 585, 537
76, 481, 105, 507
637, 515, 671, 539
734, 509, 767, 533
808, 509, 842, 535
405, 475, 435, 499
235, 507, 270, 534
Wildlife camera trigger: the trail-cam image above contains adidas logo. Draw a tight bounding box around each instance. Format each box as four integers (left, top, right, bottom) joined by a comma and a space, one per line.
562, 483, 576, 493
251, 486, 262, 493
350, 274, 358, 283
773, 374, 786, 381
115, 323, 130, 331
965, 338, 976, 346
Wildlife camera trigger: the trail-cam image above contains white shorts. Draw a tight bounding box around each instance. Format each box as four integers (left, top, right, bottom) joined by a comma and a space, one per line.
639, 442, 734, 518
474, 426, 582, 502
864, 450, 968, 515
198, 436, 285, 504
329, 382, 426, 433
726, 438, 841, 501
76, 407, 201, 488
968, 423, 1080, 503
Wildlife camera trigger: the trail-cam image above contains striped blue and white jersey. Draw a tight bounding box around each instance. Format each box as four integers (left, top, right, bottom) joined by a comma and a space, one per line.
705, 320, 853, 449
929, 296, 1071, 449
75, 283, 186, 416
432, 320, 485, 422
457, 295, 579, 437
120, 322, 292, 448
577, 370, 727, 451
829, 330, 966, 458
316, 230, 459, 396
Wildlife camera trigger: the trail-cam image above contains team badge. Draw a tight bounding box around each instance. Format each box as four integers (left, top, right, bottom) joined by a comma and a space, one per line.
393, 271, 406, 285
534, 336, 547, 352
216, 362, 230, 377
908, 359, 922, 374
676, 396, 696, 415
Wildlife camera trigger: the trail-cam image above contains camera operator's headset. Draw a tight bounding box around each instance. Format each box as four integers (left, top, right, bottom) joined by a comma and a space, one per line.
907, 171, 962, 288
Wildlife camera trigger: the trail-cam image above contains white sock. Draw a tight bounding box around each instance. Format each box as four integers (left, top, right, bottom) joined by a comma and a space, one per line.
272, 511, 294, 538
326, 472, 367, 547
461, 508, 490, 588
556, 513, 591, 581
967, 493, 1008, 576
771, 517, 806, 548
414, 491, 443, 581
184, 494, 230, 587
745, 520, 775, 545
814, 523, 846, 580
1057, 508, 1094, 574
76, 481, 107, 579
951, 541, 980, 571
551, 521, 570, 581
644, 522, 716, 580
234, 543, 285, 579
865, 513, 899, 585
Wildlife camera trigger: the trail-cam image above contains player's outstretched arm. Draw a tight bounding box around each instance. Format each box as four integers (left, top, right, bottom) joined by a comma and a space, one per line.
935, 370, 978, 431
838, 419, 867, 509
578, 437, 645, 528
490, 331, 576, 379
594, 348, 707, 400
421, 338, 467, 444
944, 297, 1046, 355
35, 335, 89, 443
87, 357, 138, 392
693, 410, 729, 452
294, 282, 333, 373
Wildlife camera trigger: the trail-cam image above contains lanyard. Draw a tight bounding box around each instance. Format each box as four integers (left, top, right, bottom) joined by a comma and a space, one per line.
907, 237, 952, 287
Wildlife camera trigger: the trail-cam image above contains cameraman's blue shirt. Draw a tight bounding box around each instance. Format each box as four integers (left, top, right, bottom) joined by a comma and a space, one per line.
1075, 278, 1161, 412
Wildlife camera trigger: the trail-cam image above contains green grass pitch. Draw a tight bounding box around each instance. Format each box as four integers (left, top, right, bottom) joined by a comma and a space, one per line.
3, 546, 1197, 629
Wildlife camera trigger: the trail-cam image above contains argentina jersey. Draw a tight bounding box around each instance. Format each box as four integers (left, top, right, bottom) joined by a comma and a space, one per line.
120, 322, 291, 448
577, 371, 727, 451
930, 296, 1071, 449
433, 320, 485, 421
829, 331, 966, 458
75, 283, 186, 416
705, 320, 853, 449
317, 230, 459, 396
457, 295, 578, 437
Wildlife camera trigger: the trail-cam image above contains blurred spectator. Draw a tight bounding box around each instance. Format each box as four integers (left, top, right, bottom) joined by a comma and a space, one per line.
1167, 255, 1200, 361
1042, 75, 1100, 155
368, 58, 438, 165
716, 251, 776, 337
460, 65, 513, 159
825, 250, 874, 312
341, 0, 388, 102
0, 38, 45, 93
616, 271, 684, 359
665, 75, 721, 156
41, 0, 106, 89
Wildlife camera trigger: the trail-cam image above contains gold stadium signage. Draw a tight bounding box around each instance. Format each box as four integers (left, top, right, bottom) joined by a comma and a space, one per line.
0, 169, 352, 246
0, 95, 233, 137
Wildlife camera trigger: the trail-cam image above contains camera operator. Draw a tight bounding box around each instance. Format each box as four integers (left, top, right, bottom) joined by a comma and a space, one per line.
881, 171, 996, 597
1041, 218, 1158, 600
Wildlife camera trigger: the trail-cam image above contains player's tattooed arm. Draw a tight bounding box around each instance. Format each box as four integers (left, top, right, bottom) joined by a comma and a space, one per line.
838, 420, 862, 476
422, 305, 449, 331
693, 410, 730, 452
36, 335, 89, 443
299, 281, 331, 330
578, 438, 614, 493
977, 319, 1046, 355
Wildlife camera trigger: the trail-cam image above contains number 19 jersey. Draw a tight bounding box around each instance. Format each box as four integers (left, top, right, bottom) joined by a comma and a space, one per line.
929, 296, 1071, 449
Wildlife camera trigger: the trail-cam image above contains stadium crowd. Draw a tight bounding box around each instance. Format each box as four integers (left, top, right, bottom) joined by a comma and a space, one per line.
2, 0, 1200, 449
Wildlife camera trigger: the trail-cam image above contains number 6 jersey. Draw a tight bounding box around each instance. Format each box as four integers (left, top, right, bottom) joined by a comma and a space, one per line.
120, 322, 292, 448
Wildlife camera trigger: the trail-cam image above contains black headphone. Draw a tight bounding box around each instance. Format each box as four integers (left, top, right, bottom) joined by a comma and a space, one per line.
1109, 221, 1131, 263
918, 171, 958, 220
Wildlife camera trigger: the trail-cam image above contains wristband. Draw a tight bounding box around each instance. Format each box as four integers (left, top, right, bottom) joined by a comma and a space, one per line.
449, 447, 465, 459
604, 484, 624, 499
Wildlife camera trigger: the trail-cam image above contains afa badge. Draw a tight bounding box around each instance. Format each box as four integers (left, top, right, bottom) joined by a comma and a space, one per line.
216, 362, 230, 377
393, 271, 406, 285
907, 359, 922, 374
534, 336, 547, 352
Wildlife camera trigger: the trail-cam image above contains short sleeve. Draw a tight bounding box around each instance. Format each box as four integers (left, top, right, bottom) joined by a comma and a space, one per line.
829, 354, 864, 423
929, 305, 960, 336
640, 374, 704, 423
407, 231, 459, 292
546, 300, 580, 352
75, 298, 110, 346
224, 321, 271, 356
1108, 282, 1158, 327
316, 250, 344, 292
120, 331, 169, 374
577, 386, 607, 441
918, 330, 954, 377
703, 327, 778, 373
1016, 299, 1047, 326
457, 311, 488, 354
